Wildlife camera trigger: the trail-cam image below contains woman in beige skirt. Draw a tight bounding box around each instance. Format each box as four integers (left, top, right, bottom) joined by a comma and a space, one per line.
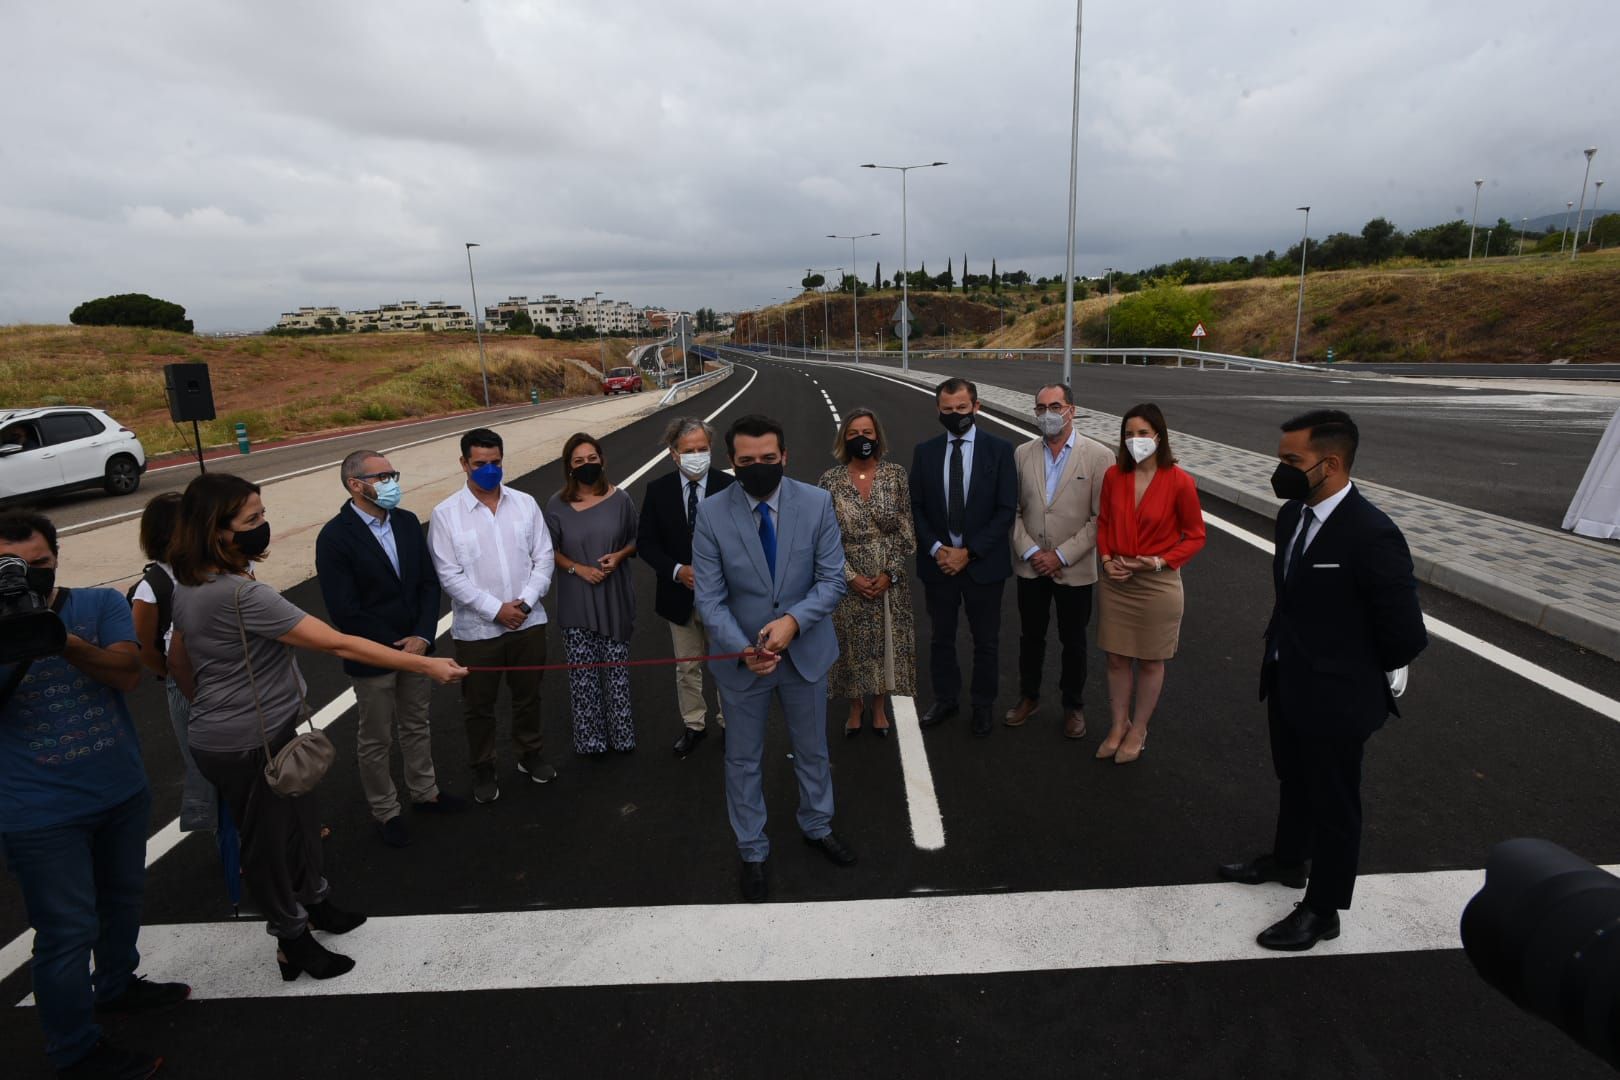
1095, 404, 1207, 763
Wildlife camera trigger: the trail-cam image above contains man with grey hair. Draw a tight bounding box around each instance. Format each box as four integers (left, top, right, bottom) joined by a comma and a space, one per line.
637, 417, 735, 754
316, 451, 463, 848
1007, 383, 1114, 738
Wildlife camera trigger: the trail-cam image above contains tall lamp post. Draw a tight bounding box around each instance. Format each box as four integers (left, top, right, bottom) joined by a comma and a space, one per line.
464, 243, 491, 408
593, 290, 607, 374
1590, 180, 1606, 245
1572, 147, 1599, 260
1561, 201, 1575, 253
827, 233, 879, 363
1291, 206, 1311, 365
823, 268, 840, 359
1060, 0, 1085, 388
861, 161, 948, 372
1103, 266, 1114, 348
1519, 217, 1528, 258
1467, 179, 1485, 260
789, 286, 807, 356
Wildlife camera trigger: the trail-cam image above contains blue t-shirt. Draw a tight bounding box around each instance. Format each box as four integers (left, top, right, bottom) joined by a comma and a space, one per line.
0, 589, 148, 833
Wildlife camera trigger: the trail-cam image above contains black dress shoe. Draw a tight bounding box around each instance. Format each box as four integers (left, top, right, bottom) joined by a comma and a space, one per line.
919, 701, 958, 728
1257, 903, 1340, 951
1218, 854, 1310, 889
970, 706, 993, 738
673, 727, 708, 756
413, 791, 468, 814
803, 831, 858, 866
740, 859, 768, 903
376, 815, 412, 848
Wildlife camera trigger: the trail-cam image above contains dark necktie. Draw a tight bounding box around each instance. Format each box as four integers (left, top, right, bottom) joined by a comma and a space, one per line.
1286, 506, 1315, 582
948, 438, 966, 538
686, 480, 699, 538
757, 503, 777, 580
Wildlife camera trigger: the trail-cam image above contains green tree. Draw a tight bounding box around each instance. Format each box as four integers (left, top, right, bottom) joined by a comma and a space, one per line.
873, 262, 881, 289
802, 273, 825, 289
1098, 275, 1213, 347
70, 292, 194, 333
535, 323, 555, 338
507, 311, 534, 334
1361, 217, 1398, 262
991, 257, 999, 291
315, 315, 335, 331
940, 257, 955, 292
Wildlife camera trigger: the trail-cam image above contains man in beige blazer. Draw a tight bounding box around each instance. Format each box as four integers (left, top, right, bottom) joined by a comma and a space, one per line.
1007, 383, 1116, 738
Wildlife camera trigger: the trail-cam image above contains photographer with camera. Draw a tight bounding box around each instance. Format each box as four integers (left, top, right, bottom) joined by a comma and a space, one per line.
0, 511, 189, 1079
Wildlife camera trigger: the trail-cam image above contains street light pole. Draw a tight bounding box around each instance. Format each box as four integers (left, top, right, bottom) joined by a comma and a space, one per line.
1292, 206, 1311, 365
1103, 266, 1113, 348
1561, 201, 1575, 253
1060, 0, 1085, 389
593, 290, 607, 374
828, 233, 879, 363
862, 161, 948, 372
824, 268, 838, 360
1519, 217, 1528, 258
1590, 180, 1606, 245
464, 242, 490, 408
1572, 147, 1598, 260
1468, 179, 1484, 260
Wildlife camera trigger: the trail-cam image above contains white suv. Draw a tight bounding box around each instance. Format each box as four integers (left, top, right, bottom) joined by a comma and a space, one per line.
0, 407, 148, 505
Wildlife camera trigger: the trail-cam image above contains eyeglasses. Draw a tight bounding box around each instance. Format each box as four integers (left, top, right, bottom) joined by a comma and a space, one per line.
1032, 404, 1070, 416
358, 471, 401, 483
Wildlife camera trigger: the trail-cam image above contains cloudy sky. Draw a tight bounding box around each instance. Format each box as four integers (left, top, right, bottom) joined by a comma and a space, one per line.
2, 0, 1614, 331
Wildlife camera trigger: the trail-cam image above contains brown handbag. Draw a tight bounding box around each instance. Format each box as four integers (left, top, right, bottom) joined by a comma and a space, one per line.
234, 583, 334, 796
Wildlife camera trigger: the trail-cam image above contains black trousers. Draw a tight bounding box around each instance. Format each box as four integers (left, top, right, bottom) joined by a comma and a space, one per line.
1016, 576, 1093, 708
923, 576, 1005, 708
1268, 695, 1368, 914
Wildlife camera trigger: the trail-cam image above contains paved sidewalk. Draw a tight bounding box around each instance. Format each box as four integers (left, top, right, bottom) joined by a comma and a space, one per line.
831, 361, 1620, 661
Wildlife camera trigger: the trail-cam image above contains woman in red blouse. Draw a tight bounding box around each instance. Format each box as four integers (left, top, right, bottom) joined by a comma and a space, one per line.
1094, 403, 1206, 764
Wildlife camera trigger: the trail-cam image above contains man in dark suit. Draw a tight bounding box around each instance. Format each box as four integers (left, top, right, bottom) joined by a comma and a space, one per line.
637, 417, 735, 755
316, 450, 464, 849
1219, 410, 1427, 950
910, 377, 1019, 738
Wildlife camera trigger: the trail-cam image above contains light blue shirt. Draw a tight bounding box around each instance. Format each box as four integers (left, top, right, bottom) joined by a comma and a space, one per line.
1022, 430, 1077, 565
932, 423, 977, 553
349, 500, 400, 576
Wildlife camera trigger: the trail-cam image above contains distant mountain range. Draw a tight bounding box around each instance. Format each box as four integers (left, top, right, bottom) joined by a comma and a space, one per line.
1519, 207, 1614, 233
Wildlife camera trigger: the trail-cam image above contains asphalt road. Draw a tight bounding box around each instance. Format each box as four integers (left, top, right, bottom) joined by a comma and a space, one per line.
4, 358, 1618, 1078
1348, 362, 1620, 380
847, 352, 1618, 530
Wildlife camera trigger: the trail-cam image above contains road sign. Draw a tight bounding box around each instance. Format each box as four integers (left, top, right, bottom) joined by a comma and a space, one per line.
1191, 322, 1207, 338
890, 301, 913, 325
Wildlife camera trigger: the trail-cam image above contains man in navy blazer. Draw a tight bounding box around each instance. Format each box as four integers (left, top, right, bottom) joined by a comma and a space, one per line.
692, 414, 854, 902
316, 451, 463, 849
910, 377, 1019, 737
1219, 410, 1427, 951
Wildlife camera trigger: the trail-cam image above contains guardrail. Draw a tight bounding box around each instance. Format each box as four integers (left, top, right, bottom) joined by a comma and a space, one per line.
658, 362, 732, 405
728, 343, 1335, 376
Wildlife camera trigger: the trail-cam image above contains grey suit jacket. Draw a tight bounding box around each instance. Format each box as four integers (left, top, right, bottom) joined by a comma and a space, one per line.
1010, 433, 1115, 586
692, 477, 847, 692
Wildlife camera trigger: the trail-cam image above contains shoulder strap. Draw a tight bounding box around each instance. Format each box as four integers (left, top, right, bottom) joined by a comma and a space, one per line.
234, 581, 311, 759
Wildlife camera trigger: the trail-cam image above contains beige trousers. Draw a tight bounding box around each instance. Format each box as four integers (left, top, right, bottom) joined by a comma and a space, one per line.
669, 607, 724, 731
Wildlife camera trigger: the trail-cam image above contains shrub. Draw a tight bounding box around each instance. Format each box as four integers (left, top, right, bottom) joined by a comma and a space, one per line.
70, 293, 194, 333
1100, 274, 1215, 348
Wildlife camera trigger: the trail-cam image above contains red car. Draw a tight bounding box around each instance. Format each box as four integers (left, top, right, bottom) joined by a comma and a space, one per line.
603, 366, 643, 395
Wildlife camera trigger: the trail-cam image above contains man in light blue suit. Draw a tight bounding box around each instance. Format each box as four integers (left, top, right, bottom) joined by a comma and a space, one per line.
692, 414, 856, 902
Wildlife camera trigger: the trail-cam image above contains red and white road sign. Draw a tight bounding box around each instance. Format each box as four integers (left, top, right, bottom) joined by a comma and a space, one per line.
1191, 322, 1207, 338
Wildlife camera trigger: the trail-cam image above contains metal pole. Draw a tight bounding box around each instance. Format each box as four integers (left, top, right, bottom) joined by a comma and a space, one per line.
1519, 217, 1527, 258
1468, 179, 1483, 260
1104, 267, 1113, 348
1061, 0, 1084, 389
465, 243, 490, 408
861, 163, 946, 372
1291, 206, 1310, 365
593, 290, 607, 373
1590, 181, 1605, 245
1561, 201, 1574, 253
1572, 147, 1597, 260
823, 270, 836, 360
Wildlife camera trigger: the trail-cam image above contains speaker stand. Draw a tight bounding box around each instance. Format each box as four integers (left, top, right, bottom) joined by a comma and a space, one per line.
192, 419, 207, 473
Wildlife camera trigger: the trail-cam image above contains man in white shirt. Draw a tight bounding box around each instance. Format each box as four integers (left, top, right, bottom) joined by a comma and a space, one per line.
428, 428, 556, 804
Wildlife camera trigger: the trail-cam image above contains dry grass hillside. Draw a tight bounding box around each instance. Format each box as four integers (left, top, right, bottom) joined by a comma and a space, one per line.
0, 326, 625, 455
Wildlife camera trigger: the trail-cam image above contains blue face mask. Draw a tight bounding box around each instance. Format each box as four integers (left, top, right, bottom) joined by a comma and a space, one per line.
371, 478, 403, 510
470, 462, 503, 491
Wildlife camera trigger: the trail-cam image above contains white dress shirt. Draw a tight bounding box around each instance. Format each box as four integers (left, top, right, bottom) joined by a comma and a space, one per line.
1282, 480, 1353, 577
349, 500, 400, 576
931, 422, 977, 554
674, 470, 713, 582
428, 484, 554, 641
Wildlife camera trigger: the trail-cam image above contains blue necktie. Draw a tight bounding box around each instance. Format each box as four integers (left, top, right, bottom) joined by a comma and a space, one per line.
757, 503, 777, 580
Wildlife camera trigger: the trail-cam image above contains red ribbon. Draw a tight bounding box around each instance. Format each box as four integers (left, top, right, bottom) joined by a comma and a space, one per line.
464, 651, 751, 673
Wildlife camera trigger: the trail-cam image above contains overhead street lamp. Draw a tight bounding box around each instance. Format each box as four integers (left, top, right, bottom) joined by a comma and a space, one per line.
861, 161, 948, 372
1468, 179, 1485, 261
1103, 267, 1114, 348
464, 243, 491, 408
1292, 206, 1311, 365
1561, 201, 1575, 253
827, 233, 879, 363
1590, 180, 1606, 245
1572, 147, 1599, 260
1060, 0, 1085, 388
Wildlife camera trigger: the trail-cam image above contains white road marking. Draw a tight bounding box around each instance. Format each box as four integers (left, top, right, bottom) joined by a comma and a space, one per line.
891, 696, 945, 850
45, 863, 1618, 1003
2, 364, 769, 989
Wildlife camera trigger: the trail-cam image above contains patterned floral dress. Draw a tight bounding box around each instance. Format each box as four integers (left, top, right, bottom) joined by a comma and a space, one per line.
817, 460, 918, 699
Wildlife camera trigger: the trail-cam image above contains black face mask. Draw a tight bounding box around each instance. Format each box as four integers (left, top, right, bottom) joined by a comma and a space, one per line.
938, 411, 975, 437
25, 566, 55, 598
845, 436, 878, 460
736, 462, 784, 500
1270, 459, 1325, 502
573, 463, 604, 487
233, 521, 272, 559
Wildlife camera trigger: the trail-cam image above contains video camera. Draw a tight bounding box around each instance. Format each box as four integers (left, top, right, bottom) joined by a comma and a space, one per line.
0, 554, 66, 665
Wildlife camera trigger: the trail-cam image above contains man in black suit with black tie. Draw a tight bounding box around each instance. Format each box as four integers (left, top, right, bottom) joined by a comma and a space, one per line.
316, 450, 464, 849
1219, 410, 1428, 951
910, 377, 1019, 738
637, 417, 735, 755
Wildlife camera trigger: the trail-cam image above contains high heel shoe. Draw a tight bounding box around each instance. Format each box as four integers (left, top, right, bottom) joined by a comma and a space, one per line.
1096, 725, 1129, 759
872, 696, 892, 738
276, 929, 355, 982
1115, 733, 1148, 764
307, 898, 367, 934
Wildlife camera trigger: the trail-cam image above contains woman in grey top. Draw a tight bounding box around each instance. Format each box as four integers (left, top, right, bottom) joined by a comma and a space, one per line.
545, 433, 638, 754
167, 474, 465, 982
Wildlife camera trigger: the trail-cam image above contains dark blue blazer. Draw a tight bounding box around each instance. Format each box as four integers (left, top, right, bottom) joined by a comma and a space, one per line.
909, 426, 1018, 585
637, 467, 735, 625
315, 503, 440, 678
1260, 485, 1428, 738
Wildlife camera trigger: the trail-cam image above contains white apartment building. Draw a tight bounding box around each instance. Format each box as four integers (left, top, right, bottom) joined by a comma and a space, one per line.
276, 300, 472, 332
275, 305, 345, 330
484, 294, 646, 334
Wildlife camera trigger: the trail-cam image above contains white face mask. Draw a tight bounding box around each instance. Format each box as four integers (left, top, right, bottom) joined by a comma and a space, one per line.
677, 450, 711, 479
1126, 436, 1158, 463
1035, 410, 1068, 438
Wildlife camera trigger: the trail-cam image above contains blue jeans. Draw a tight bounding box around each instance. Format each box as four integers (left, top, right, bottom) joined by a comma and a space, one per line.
0, 787, 152, 1068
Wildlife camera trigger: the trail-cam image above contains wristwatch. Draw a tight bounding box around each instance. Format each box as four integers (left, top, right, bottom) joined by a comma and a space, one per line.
516, 600, 532, 614
567, 564, 577, 576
